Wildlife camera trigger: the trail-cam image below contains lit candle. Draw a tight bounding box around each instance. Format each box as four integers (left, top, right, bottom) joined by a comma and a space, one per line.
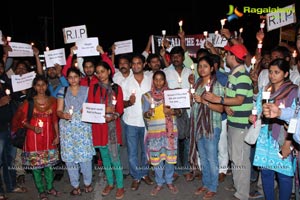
191, 63, 195, 75
162, 30, 166, 36
239, 28, 243, 33
31, 42, 35, 46
252, 107, 257, 128
292, 50, 297, 58
251, 56, 256, 69
190, 84, 195, 94
5, 89, 10, 95
69, 105, 74, 115
205, 79, 211, 92
38, 119, 44, 128
46, 46, 50, 51
203, 31, 208, 37
74, 62, 78, 67
220, 19, 226, 29
112, 96, 117, 106
6, 36, 11, 43
260, 20, 265, 31
278, 102, 285, 109
150, 98, 155, 109
257, 41, 263, 53
178, 20, 183, 32
131, 89, 136, 95
214, 30, 219, 35
262, 87, 271, 103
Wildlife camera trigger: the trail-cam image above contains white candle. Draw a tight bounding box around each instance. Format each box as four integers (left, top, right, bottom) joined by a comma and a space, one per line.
257, 41, 263, 49
190, 84, 195, 94
292, 50, 297, 58
260, 20, 265, 29
214, 30, 219, 35
251, 56, 256, 69
112, 96, 117, 105
131, 89, 136, 95
205, 79, 211, 92
220, 19, 226, 29
262, 88, 271, 102
252, 109, 258, 115
5, 89, 10, 95
162, 30, 166, 36
74, 62, 78, 67
191, 64, 195, 71
178, 76, 182, 84
38, 119, 44, 128
239, 28, 243, 33
178, 20, 183, 32
46, 46, 50, 51
69, 106, 74, 115
278, 102, 285, 109
6, 36, 11, 42
203, 31, 208, 37
151, 98, 155, 109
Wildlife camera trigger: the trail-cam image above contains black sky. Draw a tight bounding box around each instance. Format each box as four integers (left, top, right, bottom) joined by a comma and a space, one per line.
1, 0, 299, 55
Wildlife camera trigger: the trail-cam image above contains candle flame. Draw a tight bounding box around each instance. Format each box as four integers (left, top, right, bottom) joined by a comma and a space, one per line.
251, 56, 256, 65
178, 20, 183, 26
220, 19, 227, 26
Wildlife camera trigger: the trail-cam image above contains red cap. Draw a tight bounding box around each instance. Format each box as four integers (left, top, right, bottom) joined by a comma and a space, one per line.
224, 44, 248, 61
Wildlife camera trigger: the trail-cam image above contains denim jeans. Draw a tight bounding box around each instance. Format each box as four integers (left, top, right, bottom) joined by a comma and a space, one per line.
0, 129, 17, 193
261, 169, 293, 200
154, 161, 175, 186
197, 128, 221, 192
124, 123, 148, 180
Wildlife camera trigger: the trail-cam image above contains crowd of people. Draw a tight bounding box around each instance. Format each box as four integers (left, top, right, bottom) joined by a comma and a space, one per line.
0, 20, 300, 200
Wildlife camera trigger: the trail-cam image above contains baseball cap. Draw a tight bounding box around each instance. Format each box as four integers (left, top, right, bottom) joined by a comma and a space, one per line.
224, 44, 248, 61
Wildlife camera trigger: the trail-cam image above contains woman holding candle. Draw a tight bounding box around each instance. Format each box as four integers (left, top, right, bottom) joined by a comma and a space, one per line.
190, 56, 224, 199
250, 58, 298, 200
88, 61, 125, 199
56, 67, 95, 195
142, 70, 180, 196
11, 75, 60, 200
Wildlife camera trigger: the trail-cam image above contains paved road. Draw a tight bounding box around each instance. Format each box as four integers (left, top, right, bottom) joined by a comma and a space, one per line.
6, 169, 263, 200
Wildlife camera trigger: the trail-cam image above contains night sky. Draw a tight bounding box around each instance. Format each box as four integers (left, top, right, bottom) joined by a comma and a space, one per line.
1, 0, 299, 55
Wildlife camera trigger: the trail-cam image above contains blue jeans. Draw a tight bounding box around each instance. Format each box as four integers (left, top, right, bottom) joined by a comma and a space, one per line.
124, 123, 148, 180
197, 128, 220, 192
154, 161, 175, 186
261, 169, 293, 200
175, 138, 190, 175
0, 129, 17, 193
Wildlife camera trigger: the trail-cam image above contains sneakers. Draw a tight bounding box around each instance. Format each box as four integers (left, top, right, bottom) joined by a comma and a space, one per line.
141, 175, 154, 185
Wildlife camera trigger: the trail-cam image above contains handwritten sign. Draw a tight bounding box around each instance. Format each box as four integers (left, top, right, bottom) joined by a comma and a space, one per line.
63, 25, 88, 44
267, 4, 296, 32
8, 42, 34, 57
114, 39, 133, 55
44, 48, 66, 68
81, 103, 105, 123
76, 37, 99, 57
11, 71, 36, 92
164, 88, 190, 109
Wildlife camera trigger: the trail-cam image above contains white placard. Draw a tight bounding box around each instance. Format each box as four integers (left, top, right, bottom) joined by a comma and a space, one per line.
81, 103, 105, 123
8, 42, 34, 57
114, 39, 133, 55
11, 71, 36, 92
44, 48, 66, 68
63, 25, 88, 44
267, 4, 296, 32
213, 34, 228, 48
0, 30, 3, 45
164, 88, 190, 109
76, 37, 99, 57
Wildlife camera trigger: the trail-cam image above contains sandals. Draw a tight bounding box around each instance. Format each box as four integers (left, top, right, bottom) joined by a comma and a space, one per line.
12, 186, 27, 193
166, 184, 178, 194
39, 192, 48, 200
70, 187, 82, 196
194, 186, 208, 195
84, 184, 94, 193
203, 191, 217, 200
150, 185, 163, 196
47, 188, 61, 196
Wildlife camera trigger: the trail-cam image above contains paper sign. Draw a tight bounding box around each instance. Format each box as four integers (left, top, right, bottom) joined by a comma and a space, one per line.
63, 25, 88, 44
76, 37, 99, 57
44, 48, 66, 68
81, 103, 105, 123
114, 39, 133, 55
267, 4, 296, 32
164, 88, 190, 109
11, 71, 36, 92
8, 42, 34, 57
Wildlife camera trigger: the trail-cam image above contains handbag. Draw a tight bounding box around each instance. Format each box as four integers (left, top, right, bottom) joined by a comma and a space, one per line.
244, 118, 261, 145
11, 99, 34, 149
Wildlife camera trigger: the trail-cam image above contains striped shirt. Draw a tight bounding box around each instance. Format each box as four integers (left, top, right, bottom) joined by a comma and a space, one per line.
226, 65, 253, 128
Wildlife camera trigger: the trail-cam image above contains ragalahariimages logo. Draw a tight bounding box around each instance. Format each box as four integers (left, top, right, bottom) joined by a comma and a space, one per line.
227, 5, 243, 21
